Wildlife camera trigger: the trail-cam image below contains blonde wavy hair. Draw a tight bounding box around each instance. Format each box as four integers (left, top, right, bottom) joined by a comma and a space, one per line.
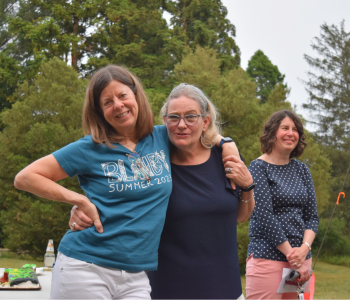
160, 83, 220, 148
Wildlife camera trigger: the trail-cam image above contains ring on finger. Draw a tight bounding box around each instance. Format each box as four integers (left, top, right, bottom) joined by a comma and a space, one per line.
70, 222, 76, 229
225, 167, 233, 173
294, 262, 297, 267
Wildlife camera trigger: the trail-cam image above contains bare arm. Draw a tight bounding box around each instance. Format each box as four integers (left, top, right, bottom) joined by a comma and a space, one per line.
14, 154, 103, 232
215, 134, 240, 189
223, 155, 255, 222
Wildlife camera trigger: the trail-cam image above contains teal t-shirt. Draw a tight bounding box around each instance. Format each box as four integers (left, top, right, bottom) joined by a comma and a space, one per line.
53, 125, 172, 271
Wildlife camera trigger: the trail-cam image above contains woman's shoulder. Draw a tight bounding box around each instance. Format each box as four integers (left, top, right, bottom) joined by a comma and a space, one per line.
248, 158, 267, 169
290, 158, 311, 174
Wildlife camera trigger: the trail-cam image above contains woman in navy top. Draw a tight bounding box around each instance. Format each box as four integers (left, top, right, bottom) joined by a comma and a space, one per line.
148, 83, 255, 299
246, 110, 319, 300
70, 83, 255, 299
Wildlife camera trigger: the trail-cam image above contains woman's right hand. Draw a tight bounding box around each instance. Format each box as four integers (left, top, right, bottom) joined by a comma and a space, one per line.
70, 200, 103, 233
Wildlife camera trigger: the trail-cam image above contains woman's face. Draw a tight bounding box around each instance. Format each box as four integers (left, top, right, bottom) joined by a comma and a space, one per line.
273, 117, 299, 154
164, 96, 209, 150
99, 80, 138, 137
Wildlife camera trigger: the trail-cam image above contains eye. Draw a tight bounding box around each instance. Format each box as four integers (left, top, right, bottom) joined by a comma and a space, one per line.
104, 100, 112, 106
120, 93, 127, 99
185, 114, 197, 120
168, 115, 180, 120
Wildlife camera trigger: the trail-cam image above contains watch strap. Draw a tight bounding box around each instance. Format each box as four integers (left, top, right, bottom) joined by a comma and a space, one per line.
219, 137, 233, 148
240, 182, 256, 192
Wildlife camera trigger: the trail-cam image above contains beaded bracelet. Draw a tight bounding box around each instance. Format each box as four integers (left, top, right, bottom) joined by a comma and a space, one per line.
239, 191, 254, 203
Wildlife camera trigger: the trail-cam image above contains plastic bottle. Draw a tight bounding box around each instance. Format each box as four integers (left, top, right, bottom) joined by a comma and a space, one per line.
43, 239, 56, 268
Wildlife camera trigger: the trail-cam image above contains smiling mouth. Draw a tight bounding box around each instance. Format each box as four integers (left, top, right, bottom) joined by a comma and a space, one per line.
117, 111, 129, 118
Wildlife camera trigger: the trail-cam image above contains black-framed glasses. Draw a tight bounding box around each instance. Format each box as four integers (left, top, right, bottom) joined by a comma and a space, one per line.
164, 114, 206, 126
126, 151, 151, 181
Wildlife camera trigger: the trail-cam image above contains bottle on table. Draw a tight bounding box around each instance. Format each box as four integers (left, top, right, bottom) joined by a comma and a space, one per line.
43, 239, 56, 268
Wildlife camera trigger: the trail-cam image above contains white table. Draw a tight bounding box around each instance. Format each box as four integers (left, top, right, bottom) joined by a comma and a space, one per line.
0, 271, 52, 300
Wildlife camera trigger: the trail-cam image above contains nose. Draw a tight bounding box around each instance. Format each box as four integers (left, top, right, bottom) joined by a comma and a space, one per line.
177, 118, 187, 128
287, 128, 293, 135
112, 97, 124, 110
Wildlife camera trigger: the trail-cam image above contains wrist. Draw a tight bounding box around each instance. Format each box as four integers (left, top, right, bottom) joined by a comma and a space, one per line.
72, 195, 90, 207
302, 242, 311, 251
240, 181, 255, 192
219, 137, 234, 148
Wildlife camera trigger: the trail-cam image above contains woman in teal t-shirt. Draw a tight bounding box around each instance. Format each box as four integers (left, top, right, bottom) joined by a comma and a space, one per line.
14, 66, 240, 299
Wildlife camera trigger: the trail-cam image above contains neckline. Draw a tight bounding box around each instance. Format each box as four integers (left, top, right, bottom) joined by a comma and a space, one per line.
257, 158, 294, 167
171, 149, 212, 167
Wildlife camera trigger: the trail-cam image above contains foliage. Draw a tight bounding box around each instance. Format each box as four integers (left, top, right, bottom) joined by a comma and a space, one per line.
0, 0, 242, 114
166, 0, 240, 72
313, 217, 350, 258
246, 50, 287, 104
303, 21, 350, 150
302, 20, 350, 237
0, 58, 86, 256
237, 222, 249, 274
85, 0, 180, 88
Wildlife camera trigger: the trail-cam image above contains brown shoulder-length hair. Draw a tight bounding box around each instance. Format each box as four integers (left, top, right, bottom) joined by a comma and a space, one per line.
260, 110, 307, 158
82, 65, 154, 147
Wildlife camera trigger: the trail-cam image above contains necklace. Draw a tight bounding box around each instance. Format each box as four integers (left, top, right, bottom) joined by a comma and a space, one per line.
119, 139, 137, 152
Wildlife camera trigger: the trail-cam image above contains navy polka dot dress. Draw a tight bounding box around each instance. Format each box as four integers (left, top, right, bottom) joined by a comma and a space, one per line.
247, 159, 319, 261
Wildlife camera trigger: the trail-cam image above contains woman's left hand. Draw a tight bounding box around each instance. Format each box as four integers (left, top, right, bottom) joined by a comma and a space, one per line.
221, 142, 240, 189
223, 155, 254, 189
296, 263, 311, 283
287, 246, 309, 269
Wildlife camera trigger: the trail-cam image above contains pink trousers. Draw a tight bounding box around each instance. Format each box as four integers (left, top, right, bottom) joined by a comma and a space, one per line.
245, 255, 312, 300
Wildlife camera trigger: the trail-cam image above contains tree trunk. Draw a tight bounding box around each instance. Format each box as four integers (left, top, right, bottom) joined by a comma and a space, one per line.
72, 15, 79, 70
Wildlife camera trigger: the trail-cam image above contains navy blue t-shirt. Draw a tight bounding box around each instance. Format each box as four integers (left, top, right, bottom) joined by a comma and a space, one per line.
148, 146, 242, 299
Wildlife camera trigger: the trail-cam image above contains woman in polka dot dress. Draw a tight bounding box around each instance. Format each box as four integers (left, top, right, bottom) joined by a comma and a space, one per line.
245, 110, 319, 300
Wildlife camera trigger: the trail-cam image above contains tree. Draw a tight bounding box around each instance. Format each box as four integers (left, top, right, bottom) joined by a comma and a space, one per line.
303, 21, 350, 150
246, 50, 287, 104
166, 0, 240, 72
0, 0, 178, 114
0, 58, 86, 255
86, 0, 178, 88
302, 21, 350, 234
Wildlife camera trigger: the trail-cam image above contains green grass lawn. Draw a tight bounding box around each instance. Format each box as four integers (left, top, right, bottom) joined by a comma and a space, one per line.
0, 251, 44, 268
240, 261, 350, 299
0, 253, 349, 299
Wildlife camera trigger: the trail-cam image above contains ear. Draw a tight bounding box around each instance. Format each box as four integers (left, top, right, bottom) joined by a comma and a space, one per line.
202, 114, 210, 132
162, 115, 166, 126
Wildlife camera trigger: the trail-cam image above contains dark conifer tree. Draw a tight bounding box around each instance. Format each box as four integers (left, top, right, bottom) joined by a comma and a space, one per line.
246, 50, 287, 104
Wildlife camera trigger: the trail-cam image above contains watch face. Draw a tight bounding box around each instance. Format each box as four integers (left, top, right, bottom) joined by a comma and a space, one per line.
223, 137, 233, 142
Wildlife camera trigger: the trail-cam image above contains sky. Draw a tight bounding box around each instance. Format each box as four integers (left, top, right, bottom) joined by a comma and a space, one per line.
222, 0, 350, 131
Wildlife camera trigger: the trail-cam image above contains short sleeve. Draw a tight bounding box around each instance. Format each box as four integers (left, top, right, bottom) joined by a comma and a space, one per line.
52, 137, 92, 177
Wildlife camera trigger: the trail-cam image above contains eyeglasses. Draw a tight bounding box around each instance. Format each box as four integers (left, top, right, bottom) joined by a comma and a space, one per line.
126, 151, 151, 181
164, 114, 206, 126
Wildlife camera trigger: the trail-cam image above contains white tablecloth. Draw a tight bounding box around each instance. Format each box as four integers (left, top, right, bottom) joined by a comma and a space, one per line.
0, 271, 52, 300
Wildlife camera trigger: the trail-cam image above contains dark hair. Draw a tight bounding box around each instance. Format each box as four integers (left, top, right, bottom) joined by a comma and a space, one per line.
82, 65, 154, 147
260, 110, 307, 158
